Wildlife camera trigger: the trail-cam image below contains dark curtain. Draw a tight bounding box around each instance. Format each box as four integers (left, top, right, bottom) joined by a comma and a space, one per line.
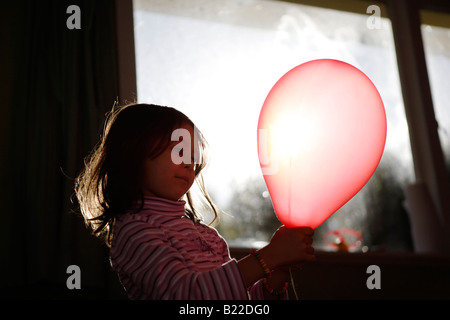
1, 0, 126, 299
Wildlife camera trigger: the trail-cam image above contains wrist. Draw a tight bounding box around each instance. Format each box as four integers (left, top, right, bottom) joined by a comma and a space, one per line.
263, 276, 289, 297
251, 248, 290, 298
257, 244, 281, 271
250, 248, 272, 278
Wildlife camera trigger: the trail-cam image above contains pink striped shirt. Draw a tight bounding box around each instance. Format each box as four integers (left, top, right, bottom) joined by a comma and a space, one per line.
109, 196, 268, 300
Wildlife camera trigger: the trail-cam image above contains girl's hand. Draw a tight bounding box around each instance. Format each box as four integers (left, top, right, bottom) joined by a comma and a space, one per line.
237, 226, 314, 289
261, 226, 315, 270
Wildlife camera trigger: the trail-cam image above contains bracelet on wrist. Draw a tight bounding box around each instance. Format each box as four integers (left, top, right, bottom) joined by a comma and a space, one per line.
250, 248, 289, 296
262, 277, 290, 296
250, 248, 272, 278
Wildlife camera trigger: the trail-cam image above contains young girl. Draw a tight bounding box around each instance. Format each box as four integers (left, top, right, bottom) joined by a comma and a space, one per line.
75, 103, 315, 300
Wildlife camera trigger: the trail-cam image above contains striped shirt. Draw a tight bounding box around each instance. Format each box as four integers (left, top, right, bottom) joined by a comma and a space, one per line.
109, 196, 267, 300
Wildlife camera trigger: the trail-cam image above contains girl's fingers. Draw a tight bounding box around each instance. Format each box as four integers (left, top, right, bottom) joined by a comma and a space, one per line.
303, 236, 313, 245
305, 245, 315, 254
293, 227, 314, 236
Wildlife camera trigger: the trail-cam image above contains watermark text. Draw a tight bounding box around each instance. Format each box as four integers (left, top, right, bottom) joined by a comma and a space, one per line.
66, 5, 81, 30
366, 5, 381, 30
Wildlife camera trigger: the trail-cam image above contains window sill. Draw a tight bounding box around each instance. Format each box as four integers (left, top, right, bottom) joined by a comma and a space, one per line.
230, 247, 450, 299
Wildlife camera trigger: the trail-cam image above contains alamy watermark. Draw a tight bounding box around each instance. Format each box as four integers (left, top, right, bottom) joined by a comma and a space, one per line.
366, 5, 381, 30
66, 265, 81, 290
65, 5, 382, 33
366, 264, 381, 289
170, 128, 278, 175
171, 128, 200, 166
65, 263, 381, 292
66, 5, 81, 30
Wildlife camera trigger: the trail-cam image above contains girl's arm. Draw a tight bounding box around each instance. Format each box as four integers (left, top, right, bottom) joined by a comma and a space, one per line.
237, 226, 315, 297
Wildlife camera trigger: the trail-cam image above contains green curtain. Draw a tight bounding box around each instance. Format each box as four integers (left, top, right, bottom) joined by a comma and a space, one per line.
1, 0, 126, 298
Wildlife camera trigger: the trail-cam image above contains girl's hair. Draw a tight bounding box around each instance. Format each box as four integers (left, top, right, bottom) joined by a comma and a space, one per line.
74, 103, 219, 246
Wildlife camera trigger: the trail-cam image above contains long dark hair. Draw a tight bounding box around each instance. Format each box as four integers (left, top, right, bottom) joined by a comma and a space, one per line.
74, 103, 219, 246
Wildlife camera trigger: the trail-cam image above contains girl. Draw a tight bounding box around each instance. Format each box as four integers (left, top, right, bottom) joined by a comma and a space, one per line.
75, 103, 315, 300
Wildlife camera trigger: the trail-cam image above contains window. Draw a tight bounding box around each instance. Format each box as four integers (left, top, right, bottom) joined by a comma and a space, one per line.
421, 11, 450, 176
133, 0, 414, 252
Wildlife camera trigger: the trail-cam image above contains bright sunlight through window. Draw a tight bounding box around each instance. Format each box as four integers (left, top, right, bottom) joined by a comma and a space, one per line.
133, 0, 413, 252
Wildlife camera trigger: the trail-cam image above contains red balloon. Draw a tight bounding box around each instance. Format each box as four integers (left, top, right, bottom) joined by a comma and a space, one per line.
257, 59, 386, 229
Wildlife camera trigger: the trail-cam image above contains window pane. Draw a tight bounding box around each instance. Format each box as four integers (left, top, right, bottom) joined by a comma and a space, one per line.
421, 15, 450, 177
133, 0, 414, 252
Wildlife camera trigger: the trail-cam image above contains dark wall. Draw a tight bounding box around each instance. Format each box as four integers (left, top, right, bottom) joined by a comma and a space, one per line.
0, 0, 126, 299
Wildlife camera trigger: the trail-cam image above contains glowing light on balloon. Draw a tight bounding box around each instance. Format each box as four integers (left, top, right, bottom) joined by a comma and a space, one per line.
257, 59, 387, 229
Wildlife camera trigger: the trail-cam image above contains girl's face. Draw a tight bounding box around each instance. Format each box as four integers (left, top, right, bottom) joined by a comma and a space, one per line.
141, 124, 197, 201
